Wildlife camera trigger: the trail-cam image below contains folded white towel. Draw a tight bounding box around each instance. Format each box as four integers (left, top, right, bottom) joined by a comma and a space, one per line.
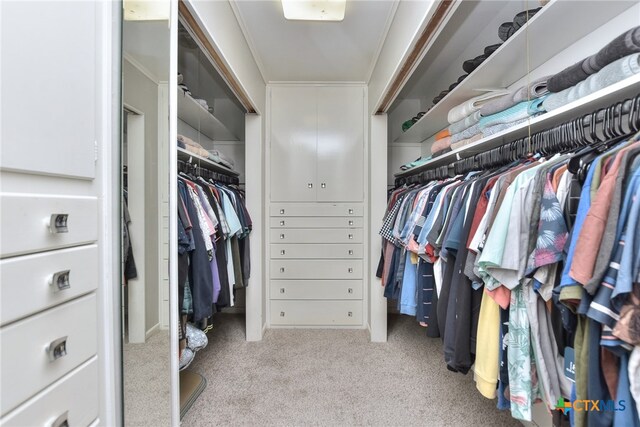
447, 90, 510, 124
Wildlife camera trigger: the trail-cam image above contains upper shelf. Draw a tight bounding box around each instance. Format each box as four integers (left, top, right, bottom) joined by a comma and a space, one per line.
395, 74, 640, 177
177, 147, 239, 177
394, 0, 637, 143
177, 89, 239, 142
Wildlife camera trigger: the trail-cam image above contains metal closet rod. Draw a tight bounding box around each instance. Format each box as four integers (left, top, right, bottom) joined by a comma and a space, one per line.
395, 94, 640, 186
177, 160, 240, 185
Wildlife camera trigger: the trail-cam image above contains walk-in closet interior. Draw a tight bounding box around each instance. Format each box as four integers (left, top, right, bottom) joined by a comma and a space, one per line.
1, 0, 640, 426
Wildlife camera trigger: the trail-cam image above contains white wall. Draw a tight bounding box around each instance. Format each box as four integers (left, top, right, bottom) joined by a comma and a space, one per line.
123, 59, 161, 335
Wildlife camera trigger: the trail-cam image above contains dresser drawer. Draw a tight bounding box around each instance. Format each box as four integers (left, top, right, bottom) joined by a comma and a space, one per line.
270, 203, 363, 217
1, 294, 98, 415
0, 357, 99, 427
270, 244, 363, 259
270, 217, 363, 229
270, 260, 363, 280
1, 245, 98, 326
270, 280, 362, 300
270, 300, 363, 325
271, 228, 363, 244
0, 193, 98, 258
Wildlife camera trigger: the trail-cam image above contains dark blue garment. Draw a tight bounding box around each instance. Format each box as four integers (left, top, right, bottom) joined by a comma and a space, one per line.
179, 179, 214, 321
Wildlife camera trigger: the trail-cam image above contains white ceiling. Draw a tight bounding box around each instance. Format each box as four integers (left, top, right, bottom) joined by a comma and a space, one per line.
232, 0, 398, 82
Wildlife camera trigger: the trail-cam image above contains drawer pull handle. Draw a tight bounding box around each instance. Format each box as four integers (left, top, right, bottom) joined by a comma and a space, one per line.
46, 336, 68, 362
348, 250, 354, 255
280, 234, 285, 239
348, 288, 353, 294
280, 220, 285, 226
50, 411, 69, 427
49, 270, 71, 292
280, 209, 285, 215
348, 312, 353, 317
348, 268, 353, 273
280, 250, 286, 255
280, 267, 285, 273
49, 214, 69, 233
348, 209, 354, 215
307, 183, 313, 188
348, 220, 354, 226
280, 312, 285, 317
348, 234, 353, 239
321, 183, 326, 188
280, 288, 285, 294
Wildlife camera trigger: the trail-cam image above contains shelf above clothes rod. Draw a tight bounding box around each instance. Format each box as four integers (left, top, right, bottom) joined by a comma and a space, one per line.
395, 74, 640, 178
177, 147, 239, 177
394, 0, 637, 144
177, 89, 239, 142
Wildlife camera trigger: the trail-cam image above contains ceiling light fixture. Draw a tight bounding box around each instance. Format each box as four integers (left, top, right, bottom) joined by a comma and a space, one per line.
281, 0, 346, 22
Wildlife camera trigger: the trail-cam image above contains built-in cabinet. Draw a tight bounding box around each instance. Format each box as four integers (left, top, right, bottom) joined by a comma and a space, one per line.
0, 1, 113, 425
268, 85, 366, 327
270, 86, 364, 203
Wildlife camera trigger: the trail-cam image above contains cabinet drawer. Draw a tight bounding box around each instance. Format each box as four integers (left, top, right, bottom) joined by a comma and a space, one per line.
1, 245, 98, 326
0, 193, 98, 258
271, 228, 363, 244
270, 203, 363, 217
270, 260, 363, 280
270, 280, 362, 300
0, 358, 99, 427
270, 244, 363, 259
270, 217, 363, 229
1, 294, 98, 415
270, 300, 363, 326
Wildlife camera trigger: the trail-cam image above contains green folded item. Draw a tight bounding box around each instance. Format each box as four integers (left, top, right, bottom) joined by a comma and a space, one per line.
402, 119, 414, 132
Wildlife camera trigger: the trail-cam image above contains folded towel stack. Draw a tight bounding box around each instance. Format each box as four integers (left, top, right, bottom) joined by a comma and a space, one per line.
178, 134, 210, 158
479, 75, 550, 116
548, 26, 640, 93
431, 129, 452, 155
544, 53, 640, 112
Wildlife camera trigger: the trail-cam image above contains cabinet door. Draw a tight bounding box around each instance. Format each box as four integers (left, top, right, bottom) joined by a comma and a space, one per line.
1, 1, 98, 179
270, 86, 317, 202
316, 86, 364, 202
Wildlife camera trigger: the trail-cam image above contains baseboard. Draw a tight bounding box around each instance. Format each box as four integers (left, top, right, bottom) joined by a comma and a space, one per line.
146, 323, 160, 340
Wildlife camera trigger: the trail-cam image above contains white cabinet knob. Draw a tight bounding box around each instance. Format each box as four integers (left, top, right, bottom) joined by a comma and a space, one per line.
280, 250, 286, 255
348, 250, 354, 255
321, 183, 326, 188
280, 220, 285, 226
280, 234, 285, 239
307, 183, 313, 188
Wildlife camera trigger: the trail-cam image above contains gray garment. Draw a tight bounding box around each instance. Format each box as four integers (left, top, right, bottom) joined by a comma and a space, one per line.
480, 75, 551, 116
448, 111, 481, 135
586, 149, 640, 294
543, 53, 640, 112
451, 123, 481, 144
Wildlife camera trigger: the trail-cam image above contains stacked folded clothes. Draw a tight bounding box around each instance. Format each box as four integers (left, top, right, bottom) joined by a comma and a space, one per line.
400, 156, 432, 171
208, 149, 235, 169
544, 53, 640, 112
498, 7, 542, 42
178, 134, 210, 157
547, 26, 640, 93
479, 75, 550, 116
430, 129, 451, 157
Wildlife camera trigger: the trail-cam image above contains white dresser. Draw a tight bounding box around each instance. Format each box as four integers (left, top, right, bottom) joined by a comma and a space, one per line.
0, 1, 114, 425
268, 85, 367, 327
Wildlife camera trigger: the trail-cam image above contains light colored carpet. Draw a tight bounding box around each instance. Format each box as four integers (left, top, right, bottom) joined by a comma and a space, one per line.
182, 314, 522, 427
123, 331, 172, 426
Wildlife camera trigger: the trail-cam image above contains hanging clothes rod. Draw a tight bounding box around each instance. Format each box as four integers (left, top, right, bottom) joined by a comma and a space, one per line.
395, 93, 640, 187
